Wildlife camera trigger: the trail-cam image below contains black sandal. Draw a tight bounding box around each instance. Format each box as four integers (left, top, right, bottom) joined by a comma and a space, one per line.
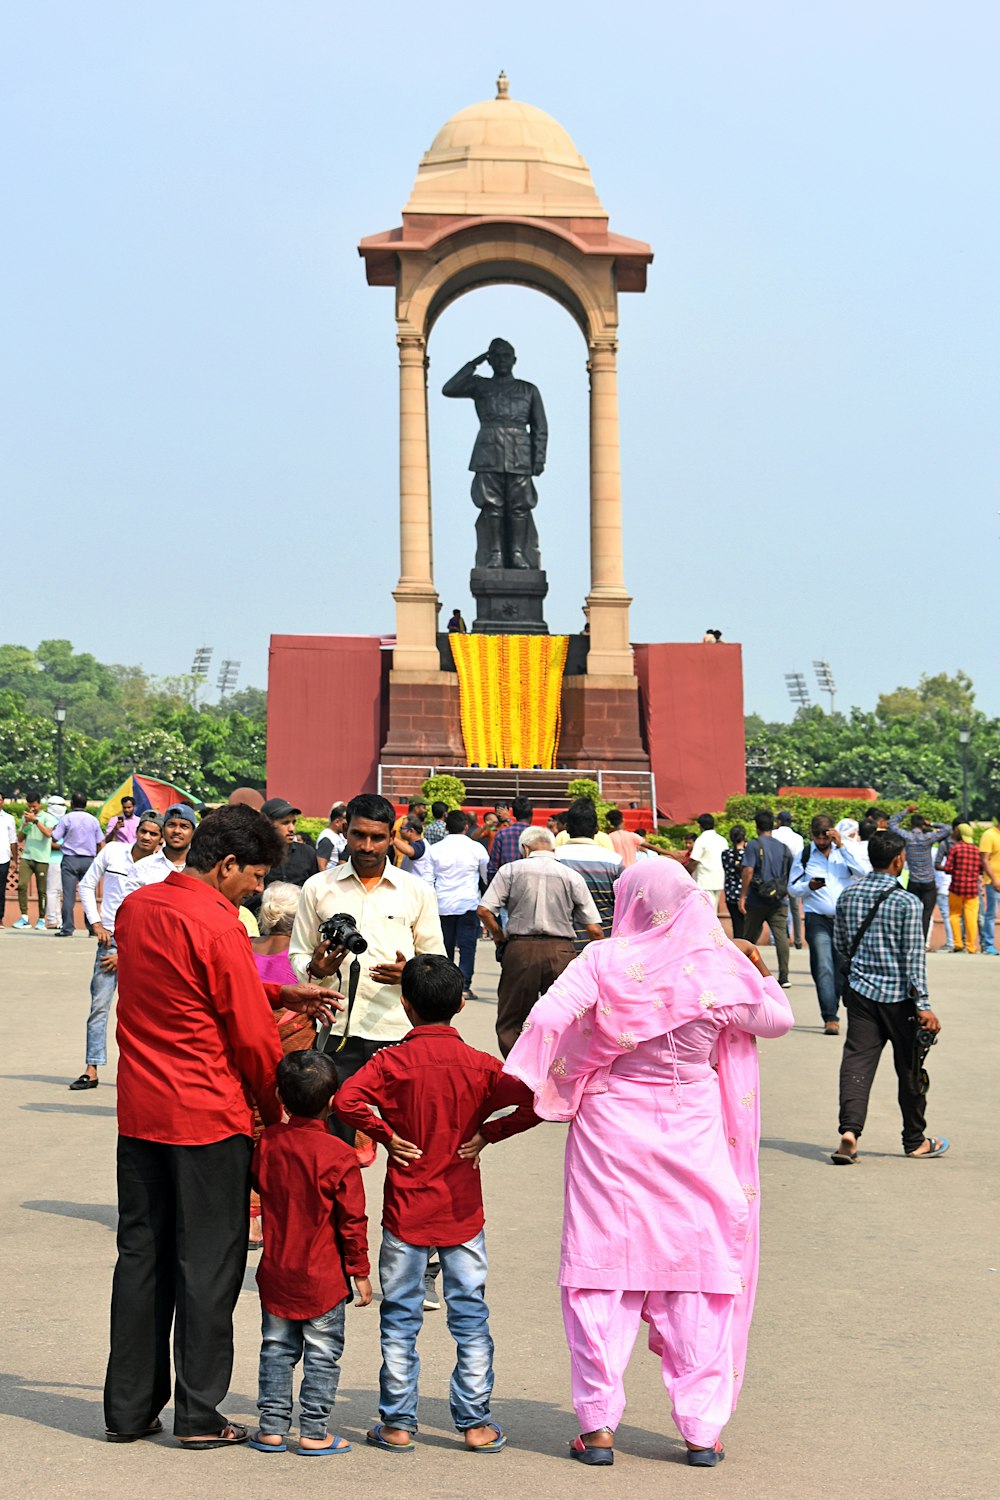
106, 1418, 163, 1443
178, 1422, 248, 1450
570, 1434, 614, 1465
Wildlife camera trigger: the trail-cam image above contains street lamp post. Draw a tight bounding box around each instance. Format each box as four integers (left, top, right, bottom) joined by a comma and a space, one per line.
958, 727, 970, 822
54, 699, 67, 796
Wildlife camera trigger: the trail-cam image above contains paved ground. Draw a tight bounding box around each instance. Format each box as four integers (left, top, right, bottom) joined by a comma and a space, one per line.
1, 927, 996, 1499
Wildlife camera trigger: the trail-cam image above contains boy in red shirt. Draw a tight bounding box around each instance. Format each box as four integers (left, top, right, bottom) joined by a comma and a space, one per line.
334, 954, 539, 1454
250, 1051, 372, 1455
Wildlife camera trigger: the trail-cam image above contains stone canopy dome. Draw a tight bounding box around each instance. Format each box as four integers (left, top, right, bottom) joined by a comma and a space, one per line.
404, 73, 607, 219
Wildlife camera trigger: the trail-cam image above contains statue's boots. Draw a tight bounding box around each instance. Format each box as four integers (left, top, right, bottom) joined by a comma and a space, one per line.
484, 513, 504, 569
509, 513, 531, 569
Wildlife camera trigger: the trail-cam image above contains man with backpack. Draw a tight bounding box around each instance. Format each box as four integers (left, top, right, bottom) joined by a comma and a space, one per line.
789, 814, 868, 1034
830, 829, 947, 1164
738, 808, 793, 988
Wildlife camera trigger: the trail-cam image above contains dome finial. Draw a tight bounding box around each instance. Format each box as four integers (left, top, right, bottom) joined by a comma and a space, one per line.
496, 70, 509, 100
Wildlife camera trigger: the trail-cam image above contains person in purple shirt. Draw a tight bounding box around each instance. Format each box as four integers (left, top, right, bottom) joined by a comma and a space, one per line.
106, 796, 140, 845
52, 791, 105, 937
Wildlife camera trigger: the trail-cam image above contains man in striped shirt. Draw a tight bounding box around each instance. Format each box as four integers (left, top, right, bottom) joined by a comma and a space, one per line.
831, 830, 947, 1164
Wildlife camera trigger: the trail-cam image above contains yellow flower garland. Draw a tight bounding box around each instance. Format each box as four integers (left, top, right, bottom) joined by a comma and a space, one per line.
450, 634, 569, 768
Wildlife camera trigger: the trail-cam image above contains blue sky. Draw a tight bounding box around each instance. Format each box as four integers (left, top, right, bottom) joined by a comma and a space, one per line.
4, 2, 997, 718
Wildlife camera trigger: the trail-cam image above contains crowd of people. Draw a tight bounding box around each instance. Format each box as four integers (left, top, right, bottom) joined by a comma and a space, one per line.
3, 781, 995, 1463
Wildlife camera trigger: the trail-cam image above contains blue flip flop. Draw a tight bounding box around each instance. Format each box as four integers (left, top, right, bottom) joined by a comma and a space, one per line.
366, 1424, 415, 1453
297, 1435, 352, 1456
466, 1422, 506, 1453
906, 1136, 950, 1159
248, 1431, 287, 1453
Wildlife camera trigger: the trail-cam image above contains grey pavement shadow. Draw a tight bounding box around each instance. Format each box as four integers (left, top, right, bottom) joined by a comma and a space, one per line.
0, 1073, 114, 1088
23, 1200, 118, 1230
0, 1373, 127, 1443
760, 1135, 899, 1163
20, 1101, 117, 1116
222, 1387, 689, 1462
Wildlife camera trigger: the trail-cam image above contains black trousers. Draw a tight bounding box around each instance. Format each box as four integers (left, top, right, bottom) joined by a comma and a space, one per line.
838, 987, 927, 1154
726, 898, 745, 939
907, 879, 937, 942
104, 1133, 252, 1438
0, 860, 9, 923
325, 1034, 396, 1144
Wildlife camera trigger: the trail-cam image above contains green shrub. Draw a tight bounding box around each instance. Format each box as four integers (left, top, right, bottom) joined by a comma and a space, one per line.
722, 793, 957, 831
567, 777, 617, 827
420, 773, 467, 810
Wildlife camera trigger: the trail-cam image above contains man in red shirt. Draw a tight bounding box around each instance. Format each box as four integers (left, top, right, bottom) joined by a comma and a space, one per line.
334, 954, 539, 1454
104, 805, 342, 1450
944, 824, 989, 954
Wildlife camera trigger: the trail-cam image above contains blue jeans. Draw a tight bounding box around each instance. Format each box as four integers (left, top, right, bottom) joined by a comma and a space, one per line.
257, 1301, 345, 1439
935, 889, 954, 950
87, 938, 118, 1066
980, 882, 999, 953
804, 912, 844, 1023
440, 910, 480, 988
378, 1229, 494, 1433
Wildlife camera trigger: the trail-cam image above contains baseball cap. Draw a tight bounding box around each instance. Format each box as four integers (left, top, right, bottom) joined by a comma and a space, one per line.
261, 797, 301, 821
163, 803, 198, 827
776, 809, 793, 825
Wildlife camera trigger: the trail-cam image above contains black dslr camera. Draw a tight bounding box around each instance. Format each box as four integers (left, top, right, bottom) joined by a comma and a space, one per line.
319, 911, 368, 955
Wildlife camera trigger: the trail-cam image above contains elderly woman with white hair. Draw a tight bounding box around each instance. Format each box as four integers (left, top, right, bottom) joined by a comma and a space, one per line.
248, 882, 317, 1247
478, 824, 607, 1056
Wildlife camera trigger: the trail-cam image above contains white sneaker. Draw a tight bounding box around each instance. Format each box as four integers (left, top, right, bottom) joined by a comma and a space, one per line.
13, 916, 29, 928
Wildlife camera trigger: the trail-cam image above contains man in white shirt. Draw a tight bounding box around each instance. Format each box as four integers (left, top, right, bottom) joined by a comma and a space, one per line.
789, 815, 867, 1034
0, 791, 18, 926
426, 810, 489, 998
688, 814, 729, 914
68, 815, 164, 1092
774, 810, 805, 948
125, 804, 196, 889
289, 793, 445, 1137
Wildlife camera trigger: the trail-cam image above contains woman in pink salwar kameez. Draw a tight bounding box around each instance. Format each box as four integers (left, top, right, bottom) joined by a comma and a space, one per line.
504, 859, 793, 1468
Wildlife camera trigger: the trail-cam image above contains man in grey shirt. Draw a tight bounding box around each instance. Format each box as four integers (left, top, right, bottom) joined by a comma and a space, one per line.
479, 826, 603, 1056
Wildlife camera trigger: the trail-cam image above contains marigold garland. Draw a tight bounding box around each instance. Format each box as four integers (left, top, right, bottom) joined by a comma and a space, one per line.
450, 634, 569, 769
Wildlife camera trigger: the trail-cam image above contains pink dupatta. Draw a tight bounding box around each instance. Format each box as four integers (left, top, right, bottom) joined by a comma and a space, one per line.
503, 859, 776, 1401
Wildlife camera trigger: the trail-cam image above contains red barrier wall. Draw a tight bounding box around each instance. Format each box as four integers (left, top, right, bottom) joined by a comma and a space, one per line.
633, 644, 745, 822
267, 635, 386, 814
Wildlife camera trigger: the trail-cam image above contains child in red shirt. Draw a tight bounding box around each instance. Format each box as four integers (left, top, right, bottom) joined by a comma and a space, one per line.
334, 954, 539, 1454
250, 1050, 372, 1455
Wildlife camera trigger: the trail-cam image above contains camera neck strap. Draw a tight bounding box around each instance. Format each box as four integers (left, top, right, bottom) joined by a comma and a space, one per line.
329, 957, 362, 1054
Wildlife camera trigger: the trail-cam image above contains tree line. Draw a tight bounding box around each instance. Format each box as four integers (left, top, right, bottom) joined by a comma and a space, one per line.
0, 640, 266, 798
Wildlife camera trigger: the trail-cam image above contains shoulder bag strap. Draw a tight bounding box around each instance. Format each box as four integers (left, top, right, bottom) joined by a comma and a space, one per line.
846, 884, 897, 969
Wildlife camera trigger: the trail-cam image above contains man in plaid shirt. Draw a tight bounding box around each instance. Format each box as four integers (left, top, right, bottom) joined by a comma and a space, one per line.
831, 830, 947, 1164
485, 797, 533, 883
944, 824, 990, 954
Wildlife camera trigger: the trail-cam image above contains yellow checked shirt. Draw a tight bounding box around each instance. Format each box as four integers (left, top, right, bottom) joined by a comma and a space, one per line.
289, 859, 445, 1041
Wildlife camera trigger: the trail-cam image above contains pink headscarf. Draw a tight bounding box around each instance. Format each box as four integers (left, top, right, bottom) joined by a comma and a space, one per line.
504, 858, 773, 1402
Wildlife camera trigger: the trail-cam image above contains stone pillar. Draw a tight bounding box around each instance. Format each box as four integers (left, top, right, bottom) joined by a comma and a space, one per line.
392, 331, 440, 672
585, 339, 634, 677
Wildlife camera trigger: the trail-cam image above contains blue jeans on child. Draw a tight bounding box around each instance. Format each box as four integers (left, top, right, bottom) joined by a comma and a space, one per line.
257, 1301, 346, 1439
87, 939, 118, 1067
980, 881, 999, 954
378, 1229, 494, 1433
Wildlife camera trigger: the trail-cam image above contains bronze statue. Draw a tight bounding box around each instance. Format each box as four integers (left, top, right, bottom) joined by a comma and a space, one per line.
443, 338, 548, 569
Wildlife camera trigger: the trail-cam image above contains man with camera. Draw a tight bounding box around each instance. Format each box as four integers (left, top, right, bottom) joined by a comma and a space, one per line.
289, 793, 446, 1125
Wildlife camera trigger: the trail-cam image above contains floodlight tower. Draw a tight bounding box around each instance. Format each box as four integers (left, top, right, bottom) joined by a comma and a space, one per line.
217, 659, 241, 699
191, 645, 213, 677
813, 659, 837, 713
784, 672, 811, 713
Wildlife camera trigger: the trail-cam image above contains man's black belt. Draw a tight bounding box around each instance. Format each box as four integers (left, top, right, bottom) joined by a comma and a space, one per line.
506, 932, 571, 940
